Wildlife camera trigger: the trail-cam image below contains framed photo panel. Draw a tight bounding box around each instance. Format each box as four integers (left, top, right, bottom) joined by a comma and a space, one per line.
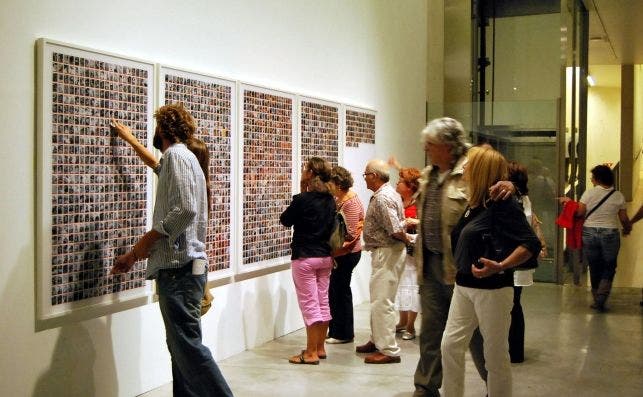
159, 67, 236, 277
238, 84, 297, 272
299, 97, 341, 167
342, 105, 377, 216
36, 39, 155, 325
344, 106, 376, 147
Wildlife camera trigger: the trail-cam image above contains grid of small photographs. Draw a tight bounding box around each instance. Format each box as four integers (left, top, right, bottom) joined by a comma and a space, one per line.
345, 109, 376, 147
300, 100, 339, 166
242, 88, 293, 266
163, 72, 233, 272
49, 51, 152, 306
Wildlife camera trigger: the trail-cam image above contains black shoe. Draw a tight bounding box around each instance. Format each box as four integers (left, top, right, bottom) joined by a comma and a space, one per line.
590, 303, 607, 312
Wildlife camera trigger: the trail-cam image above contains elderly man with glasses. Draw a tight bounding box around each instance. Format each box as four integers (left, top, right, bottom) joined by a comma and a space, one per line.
355, 159, 410, 364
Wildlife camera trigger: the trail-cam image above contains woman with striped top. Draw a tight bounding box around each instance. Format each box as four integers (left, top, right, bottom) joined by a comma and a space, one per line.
326, 166, 365, 344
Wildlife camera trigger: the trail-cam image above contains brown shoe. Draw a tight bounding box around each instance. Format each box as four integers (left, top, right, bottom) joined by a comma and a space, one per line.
355, 341, 378, 353
364, 352, 401, 364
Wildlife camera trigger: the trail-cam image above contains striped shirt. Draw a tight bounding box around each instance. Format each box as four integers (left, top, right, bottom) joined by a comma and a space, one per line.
146, 143, 208, 279
338, 192, 365, 253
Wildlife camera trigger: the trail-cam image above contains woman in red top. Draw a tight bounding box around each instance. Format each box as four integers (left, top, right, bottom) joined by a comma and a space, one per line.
394, 167, 421, 340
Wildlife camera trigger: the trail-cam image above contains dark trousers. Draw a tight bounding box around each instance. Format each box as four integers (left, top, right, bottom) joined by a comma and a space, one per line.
508, 286, 525, 363
414, 251, 486, 397
328, 251, 361, 340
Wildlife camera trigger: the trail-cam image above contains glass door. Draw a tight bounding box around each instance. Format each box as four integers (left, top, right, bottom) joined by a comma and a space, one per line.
560, 0, 588, 284
470, 0, 574, 283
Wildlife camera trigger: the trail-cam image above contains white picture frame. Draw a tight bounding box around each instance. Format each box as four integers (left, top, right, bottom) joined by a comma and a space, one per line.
298, 96, 342, 167
35, 38, 155, 328
236, 83, 298, 274
158, 66, 237, 282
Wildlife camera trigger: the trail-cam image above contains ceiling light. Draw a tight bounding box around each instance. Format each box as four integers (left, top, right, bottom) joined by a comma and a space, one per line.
587, 75, 596, 86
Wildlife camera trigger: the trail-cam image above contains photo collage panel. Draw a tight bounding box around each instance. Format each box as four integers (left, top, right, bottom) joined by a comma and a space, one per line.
163, 73, 233, 272
241, 89, 293, 266
50, 52, 150, 305
300, 100, 339, 166
345, 109, 376, 147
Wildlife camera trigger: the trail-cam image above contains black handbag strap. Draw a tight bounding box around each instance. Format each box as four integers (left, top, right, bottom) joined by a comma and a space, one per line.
585, 189, 616, 220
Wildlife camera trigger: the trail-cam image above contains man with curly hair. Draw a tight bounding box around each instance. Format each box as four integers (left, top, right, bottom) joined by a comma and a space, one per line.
112, 103, 233, 396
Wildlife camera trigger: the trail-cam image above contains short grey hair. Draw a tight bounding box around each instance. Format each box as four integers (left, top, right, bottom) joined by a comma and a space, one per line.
365, 159, 390, 182
421, 117, 470, 162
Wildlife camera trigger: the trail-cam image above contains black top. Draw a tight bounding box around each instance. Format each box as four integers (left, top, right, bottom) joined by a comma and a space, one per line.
280, 191, 336, 260
451, 197, 541, 289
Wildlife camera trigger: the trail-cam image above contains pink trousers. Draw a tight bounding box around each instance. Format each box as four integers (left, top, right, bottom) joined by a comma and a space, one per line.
291, 256, 333, 326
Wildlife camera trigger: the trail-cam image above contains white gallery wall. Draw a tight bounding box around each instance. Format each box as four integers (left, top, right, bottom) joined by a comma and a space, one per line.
0, 1, 428, 395
586, 65, 622, 184
633, 65, 642, 196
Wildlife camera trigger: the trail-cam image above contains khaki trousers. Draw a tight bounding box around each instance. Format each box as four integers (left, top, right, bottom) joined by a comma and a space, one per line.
369, 243, 406, 356
441, 285, 514, 397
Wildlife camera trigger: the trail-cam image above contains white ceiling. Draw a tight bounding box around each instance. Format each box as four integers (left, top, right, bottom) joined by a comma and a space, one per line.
585, 0, 643, 65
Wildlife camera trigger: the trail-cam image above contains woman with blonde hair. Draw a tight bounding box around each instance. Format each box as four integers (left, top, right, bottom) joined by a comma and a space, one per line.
441, 146, 541, 397
280, 157, 336, 364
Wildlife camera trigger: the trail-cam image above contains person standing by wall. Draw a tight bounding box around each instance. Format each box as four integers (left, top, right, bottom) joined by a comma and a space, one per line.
111, 103, 233, 396
392, 166, 422, 341
280, 157, 336, 364
326, 166, 365, 344
355, 159, 408, 364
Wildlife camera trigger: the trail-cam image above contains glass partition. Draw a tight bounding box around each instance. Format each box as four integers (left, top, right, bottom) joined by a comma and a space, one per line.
472, 100, 560, 283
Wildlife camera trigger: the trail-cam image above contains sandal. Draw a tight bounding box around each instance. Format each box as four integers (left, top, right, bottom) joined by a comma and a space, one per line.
303, 349, 326, 360
402, 331, 416, 340
300, 349, 326, 359
289, 352, 320, 365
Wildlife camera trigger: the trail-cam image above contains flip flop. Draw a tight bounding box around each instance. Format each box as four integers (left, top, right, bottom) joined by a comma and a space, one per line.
289, 353, 320, 365
302, 349, 326, 360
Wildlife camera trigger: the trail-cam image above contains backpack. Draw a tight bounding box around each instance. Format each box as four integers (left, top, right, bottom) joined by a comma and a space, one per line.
329, 210, 348, 251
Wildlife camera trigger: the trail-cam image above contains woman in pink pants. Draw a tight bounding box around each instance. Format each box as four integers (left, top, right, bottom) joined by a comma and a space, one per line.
280, 157, 336, 365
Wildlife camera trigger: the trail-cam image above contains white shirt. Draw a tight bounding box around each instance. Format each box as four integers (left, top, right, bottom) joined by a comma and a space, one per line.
514, 195, 535, 287
580, 186, 626, 229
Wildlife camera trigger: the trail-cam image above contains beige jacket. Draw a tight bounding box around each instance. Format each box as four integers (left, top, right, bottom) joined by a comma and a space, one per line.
415, 155, 469, 285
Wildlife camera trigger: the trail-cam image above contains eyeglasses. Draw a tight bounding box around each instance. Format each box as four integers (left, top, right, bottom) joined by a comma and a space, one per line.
362, 172, 375, 178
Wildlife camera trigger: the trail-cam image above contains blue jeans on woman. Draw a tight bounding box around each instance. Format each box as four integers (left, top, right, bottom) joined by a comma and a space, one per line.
582, 227, 620, 287
582, 227, 620, 310
157, 263, 233, 397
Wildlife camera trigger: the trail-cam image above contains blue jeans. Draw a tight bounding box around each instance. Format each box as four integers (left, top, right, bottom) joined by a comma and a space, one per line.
582, 227, 620, 289
157, 263, 233, 397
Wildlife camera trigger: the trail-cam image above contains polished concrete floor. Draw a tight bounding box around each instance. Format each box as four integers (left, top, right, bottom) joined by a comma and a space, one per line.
141, 283, 643, 397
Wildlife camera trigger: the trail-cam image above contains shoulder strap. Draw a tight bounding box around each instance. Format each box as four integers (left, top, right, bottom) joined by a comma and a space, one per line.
585, 189, 616, 220
337, 191, 356, 211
